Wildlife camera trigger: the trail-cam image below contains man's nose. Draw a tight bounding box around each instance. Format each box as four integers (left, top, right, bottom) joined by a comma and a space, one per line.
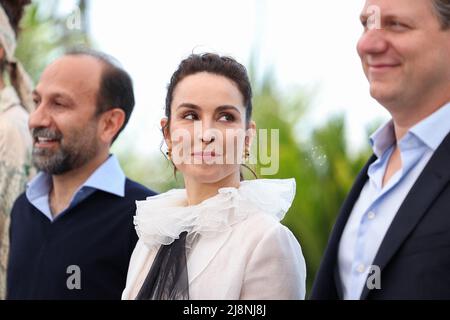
357, 29, 389, 56
29, 103, 52, 130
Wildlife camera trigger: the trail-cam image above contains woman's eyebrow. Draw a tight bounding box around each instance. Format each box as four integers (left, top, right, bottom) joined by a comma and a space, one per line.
176, 103, 201, 111
176, 103, 241, 115
215, 105, 241, 114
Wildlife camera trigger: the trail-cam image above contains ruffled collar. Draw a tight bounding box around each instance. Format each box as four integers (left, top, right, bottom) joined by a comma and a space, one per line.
134, 178, 296, 250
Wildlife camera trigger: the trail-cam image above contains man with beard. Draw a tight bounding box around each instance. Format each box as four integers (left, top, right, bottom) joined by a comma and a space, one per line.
6, 49, 156, 299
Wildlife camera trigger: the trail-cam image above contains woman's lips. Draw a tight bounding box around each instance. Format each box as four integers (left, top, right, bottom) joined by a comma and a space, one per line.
191, 151, 221, 161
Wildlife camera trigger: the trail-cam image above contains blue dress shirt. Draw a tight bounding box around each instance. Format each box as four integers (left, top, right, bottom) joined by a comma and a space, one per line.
26, 154, 125, 222
338, 103, 450, 299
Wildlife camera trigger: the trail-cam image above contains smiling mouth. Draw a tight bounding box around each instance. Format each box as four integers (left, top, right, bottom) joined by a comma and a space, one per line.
34, 137, 61, 147
368, 64, 401, 72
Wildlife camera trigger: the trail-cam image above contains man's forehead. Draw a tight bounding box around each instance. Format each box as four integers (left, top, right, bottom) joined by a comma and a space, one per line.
43, 55, 102, 79
360, 0, 431, 17
38, 55, 102, 95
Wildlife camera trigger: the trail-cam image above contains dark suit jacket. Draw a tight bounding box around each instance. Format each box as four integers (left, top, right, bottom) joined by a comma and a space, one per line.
311, 131, 450, 300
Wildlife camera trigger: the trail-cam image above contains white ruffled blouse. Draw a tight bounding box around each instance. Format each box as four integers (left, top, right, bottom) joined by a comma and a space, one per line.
122, 178, 306, 300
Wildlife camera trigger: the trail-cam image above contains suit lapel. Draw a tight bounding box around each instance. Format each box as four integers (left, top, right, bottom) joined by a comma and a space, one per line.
187, 229, 232, 285
329, 155, 377, 298
360, 132, 450, 299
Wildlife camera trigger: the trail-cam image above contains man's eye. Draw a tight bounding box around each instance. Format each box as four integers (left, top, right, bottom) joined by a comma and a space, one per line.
388, 21, 408, 31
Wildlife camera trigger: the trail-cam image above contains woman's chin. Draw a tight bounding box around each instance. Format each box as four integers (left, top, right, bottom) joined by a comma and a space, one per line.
181, 165, 238, 185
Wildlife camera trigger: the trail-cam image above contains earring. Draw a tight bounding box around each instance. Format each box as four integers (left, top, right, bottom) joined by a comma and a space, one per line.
166, 148, 172, 161
243, 148, 250, 162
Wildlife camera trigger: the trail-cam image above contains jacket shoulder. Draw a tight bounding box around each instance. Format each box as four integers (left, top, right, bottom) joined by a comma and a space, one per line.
124, 178, 157, 199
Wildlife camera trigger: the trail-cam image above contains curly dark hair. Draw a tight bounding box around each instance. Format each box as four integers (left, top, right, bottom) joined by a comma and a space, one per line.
163, 53, 257, 180
165, 53, 253, 128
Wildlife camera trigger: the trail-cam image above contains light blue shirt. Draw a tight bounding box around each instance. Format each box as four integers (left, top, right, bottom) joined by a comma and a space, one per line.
26, 154, 126, 222
338, 103, 450, 300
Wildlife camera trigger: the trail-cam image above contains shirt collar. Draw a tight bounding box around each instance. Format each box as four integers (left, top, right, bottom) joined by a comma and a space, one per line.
26, 171, 52, 204
370, 102, 450, 156
370, 120, 396, 158
409, 102, 450, 151
82, 154, 126, 197
26, 154, 126, 204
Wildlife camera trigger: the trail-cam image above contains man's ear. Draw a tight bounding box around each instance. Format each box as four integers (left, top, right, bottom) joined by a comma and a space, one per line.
99, 108, 126, 144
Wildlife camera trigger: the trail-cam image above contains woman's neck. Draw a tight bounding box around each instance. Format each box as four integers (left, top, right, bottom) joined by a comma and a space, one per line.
184, 172, 241, 206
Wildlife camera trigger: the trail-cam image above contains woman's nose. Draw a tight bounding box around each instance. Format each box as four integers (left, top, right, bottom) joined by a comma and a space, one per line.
198, 120, 218, 143
201, 134, 215, 143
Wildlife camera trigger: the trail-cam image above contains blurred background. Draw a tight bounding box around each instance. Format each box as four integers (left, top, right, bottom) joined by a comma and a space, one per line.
16, 0, 390, 295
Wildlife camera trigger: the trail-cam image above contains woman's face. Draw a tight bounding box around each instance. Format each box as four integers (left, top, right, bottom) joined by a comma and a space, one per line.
162, 72, 255, 185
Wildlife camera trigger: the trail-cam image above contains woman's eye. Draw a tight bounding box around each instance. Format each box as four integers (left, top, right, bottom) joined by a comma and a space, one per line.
183, 112, 198, 120
218, 114, 235, 122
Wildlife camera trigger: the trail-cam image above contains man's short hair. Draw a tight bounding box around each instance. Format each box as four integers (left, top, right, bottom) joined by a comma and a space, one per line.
65, 48, 135, 143
432, 0, 450, 29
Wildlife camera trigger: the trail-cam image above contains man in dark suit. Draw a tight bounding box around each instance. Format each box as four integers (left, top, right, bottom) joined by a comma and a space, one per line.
311, 0, 450, 299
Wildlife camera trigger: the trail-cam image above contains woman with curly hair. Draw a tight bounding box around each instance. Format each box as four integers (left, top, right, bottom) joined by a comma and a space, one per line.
122, 53, 306, 300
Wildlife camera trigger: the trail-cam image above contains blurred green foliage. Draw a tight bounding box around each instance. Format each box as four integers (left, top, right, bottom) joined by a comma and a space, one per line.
251, 75, 373, 294
16, 0, 90, 83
